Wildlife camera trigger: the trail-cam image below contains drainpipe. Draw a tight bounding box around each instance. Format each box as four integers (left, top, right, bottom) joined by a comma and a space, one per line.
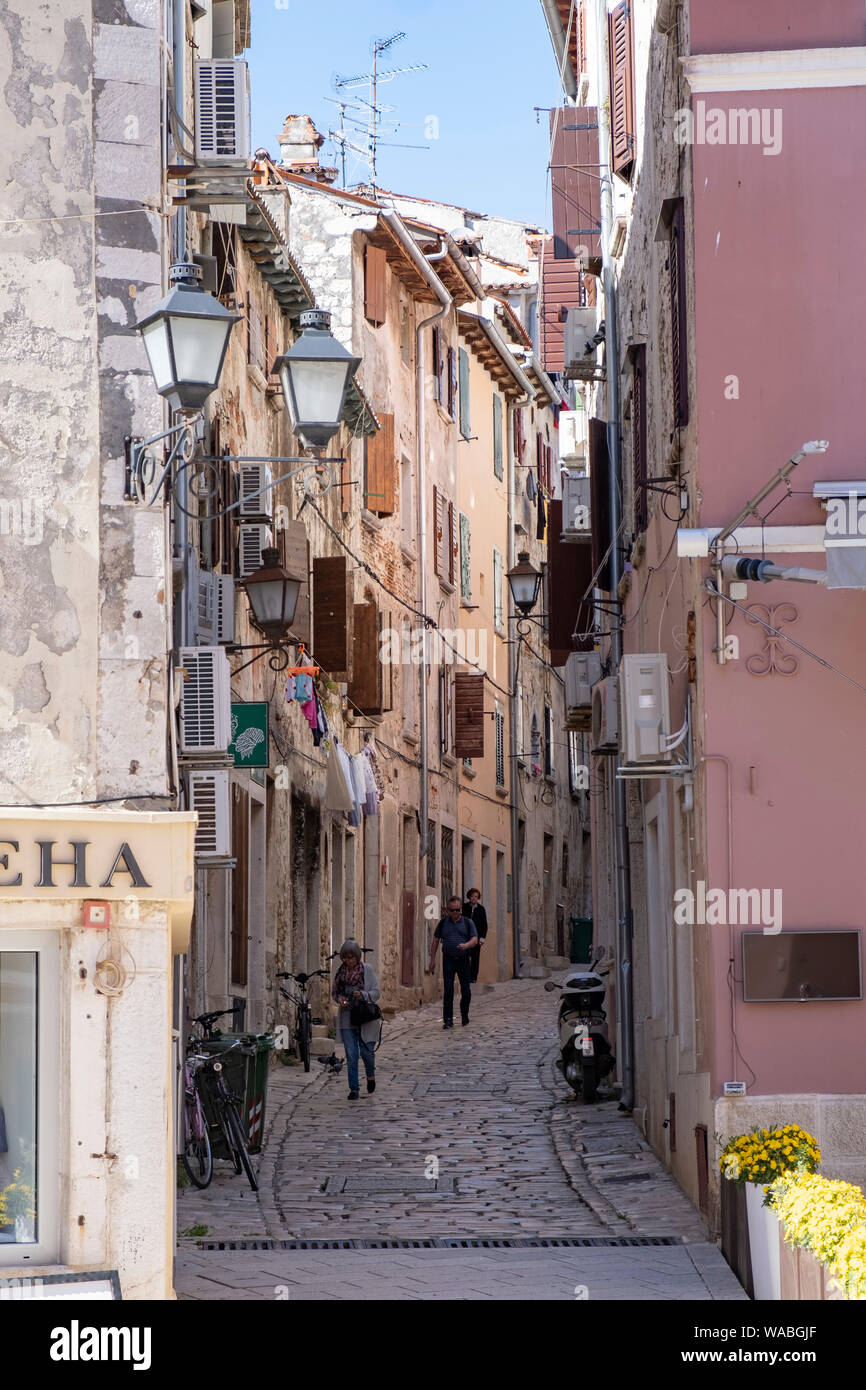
173, 0, 189, 650
507, 388, 534, 979
540, 0, 579, 101
595, 0, 635, 1112
380, 213, 451, 885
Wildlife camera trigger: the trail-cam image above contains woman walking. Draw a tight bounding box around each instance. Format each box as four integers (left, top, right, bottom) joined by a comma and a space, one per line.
332, 940, 381, 1100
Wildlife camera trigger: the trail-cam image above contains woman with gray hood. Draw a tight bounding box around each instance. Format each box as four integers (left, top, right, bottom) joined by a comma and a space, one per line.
331, 940, 381, 1100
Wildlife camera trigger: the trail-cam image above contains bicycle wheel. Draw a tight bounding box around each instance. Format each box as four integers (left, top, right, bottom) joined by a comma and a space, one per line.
298, 1007, 312, 1072
224, 1099, 258, 1192
214, 1092, 243, 1173
181, 1096, 213, 1189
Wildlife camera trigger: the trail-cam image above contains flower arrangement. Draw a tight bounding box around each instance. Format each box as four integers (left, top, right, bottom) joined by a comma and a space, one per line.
0, 1170, 35, 1225
769, 1172, 866, 1301
717, 1123, 821, 1189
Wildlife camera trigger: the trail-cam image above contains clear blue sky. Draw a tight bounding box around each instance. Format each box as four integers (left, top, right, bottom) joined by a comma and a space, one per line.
248, 0, 558, 227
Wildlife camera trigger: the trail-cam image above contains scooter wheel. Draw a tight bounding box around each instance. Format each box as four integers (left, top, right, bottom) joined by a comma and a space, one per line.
581, 1059, 598, 1103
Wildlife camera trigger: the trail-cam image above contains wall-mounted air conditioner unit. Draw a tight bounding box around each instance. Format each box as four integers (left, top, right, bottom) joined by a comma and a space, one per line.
619, 653, 672, 765
238, 463, 274, 522
561, 472, 592, 542
189, 770, 231, 860
187, 566, 235, 645
194, 59, 251, 165
214, 572, 235, 644
591, 677, 618, 755
179, 646, 232, 754
565, 651, 601, 714
559, 408, 588, 463
564, 305, 600, 379
238, 524, 273, 579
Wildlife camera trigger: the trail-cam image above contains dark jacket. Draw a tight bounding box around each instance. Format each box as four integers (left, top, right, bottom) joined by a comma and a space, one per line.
463, 901, 488, 941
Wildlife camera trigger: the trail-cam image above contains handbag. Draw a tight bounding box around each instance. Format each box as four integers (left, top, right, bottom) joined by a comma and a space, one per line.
349, 994, 382, 1028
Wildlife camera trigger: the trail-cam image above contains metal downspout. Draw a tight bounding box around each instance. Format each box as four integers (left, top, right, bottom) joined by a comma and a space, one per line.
595, 0, 635, 1111
507, 391, 533, 980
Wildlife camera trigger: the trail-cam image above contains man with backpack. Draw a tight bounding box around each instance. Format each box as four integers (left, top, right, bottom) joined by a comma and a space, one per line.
428, 896, 478, 1029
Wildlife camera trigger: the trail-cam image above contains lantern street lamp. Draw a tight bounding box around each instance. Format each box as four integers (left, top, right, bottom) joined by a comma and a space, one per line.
242, 547, 302, 643
136, 261, 239, 413
273, 309, 361, 448
507, 551, 542, 616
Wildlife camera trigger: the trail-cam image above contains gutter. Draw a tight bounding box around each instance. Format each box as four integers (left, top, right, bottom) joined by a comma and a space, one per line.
540, 0, 578, 101
381, 211, 452, 895
507, 385, 534, 981
459, 309, 538, 399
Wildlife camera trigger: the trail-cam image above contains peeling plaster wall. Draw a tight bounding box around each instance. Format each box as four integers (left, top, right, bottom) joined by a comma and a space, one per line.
0, 1, 168, 803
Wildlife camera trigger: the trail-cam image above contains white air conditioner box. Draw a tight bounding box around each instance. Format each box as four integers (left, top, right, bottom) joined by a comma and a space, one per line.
564, 305, 600, 378
561, 473, 592, 542
194, 59, 251, 165
179, 646, 232, 754
238, 524, 273, 579
565, 651, 601, 711
188, 567, 235, 645
619, 652, 672, 764
591, 677, 618, 754
189, 770, 231, 860
559, 408, 588, 463
238, 463, 274, 522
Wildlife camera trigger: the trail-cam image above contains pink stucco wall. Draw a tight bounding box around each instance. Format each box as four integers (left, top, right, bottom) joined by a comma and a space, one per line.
691, 77, 866, 1095
690, 0, 865, 55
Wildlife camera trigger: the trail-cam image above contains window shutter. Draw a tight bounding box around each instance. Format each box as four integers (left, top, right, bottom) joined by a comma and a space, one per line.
432, 326, 443, 402
448, 500, 457, 586
550, 104, 602, 262
433, 484, 444, 577
589, 419, 612, 591
453, 672, 485, 758
364, 243, 387, 325
493, 395, 503, 479
609, 2, 635, 180
670, 201, 689, 427
447, 347, 457, 421
575, 0, 588, 77
347, 601, 380, 712
493, 547, 503, 630
536, 432, 544, 489
312, 555, 352, 678
364, 412, 395, 514
230, 784, 249, 986
458, 347, 470, 437
283, 518, 311, 644
631, 345, 648, 533
495, 708, 505, 786
459, 512, 471, 598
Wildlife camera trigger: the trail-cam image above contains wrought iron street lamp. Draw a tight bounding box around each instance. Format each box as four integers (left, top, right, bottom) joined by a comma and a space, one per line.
242, 547, 302, 642
136, 261, 239, 413
507, 551, 542, 616
273, 309, 360, 448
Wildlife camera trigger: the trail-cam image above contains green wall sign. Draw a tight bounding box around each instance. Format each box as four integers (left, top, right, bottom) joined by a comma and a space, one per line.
229, 702, 269, 768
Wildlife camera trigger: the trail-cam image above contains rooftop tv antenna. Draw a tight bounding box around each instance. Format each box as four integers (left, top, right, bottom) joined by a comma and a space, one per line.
334, 32, 428, 191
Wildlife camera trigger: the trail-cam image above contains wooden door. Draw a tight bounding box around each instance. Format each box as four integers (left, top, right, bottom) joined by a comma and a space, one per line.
401, 891, 415, 987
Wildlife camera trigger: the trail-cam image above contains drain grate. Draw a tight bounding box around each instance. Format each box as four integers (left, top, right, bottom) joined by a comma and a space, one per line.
597, 1172, 657, 1184
324, 1175, 458, 1194
198, 1235, 682, 1252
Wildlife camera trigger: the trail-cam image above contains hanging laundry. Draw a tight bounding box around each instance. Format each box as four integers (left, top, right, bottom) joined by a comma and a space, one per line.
300, 696, 318, 732
325, 742, 354, 812
526, 470, 539, 503
284, 675, 296, 703
337, 743, 362, 826
360, 750, 379, 816
312, 697, 329, 748
364, 740, 386, 802
350, 753, 368, 818
536, 490, 547, 539
294, 670, 314, 703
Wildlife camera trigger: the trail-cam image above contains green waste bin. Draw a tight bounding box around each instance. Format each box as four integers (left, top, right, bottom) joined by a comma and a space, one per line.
197, 1031, 275, 1156
570, 916, 593, 965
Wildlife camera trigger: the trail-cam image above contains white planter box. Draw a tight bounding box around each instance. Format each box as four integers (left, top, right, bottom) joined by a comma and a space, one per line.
746, 1182, 782, 1300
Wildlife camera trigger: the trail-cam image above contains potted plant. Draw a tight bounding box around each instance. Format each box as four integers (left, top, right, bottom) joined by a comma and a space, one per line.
718, 1124, 821, 1300
0, 1169, 36, 1244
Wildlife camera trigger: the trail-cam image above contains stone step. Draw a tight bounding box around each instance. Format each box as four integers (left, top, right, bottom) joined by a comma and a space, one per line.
310, 1036, 336, 1056
311, 1024, 329, 1038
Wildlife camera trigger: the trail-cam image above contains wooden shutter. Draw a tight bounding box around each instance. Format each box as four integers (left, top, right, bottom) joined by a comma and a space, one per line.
548, 499, 596, 664
609, 2, 635, 179
493, 394, 503, 478
589, 418, 612, 591
364, 412, 395, 514
670, 200, 689, 427
454, 672, 485, 758
545, 443, 553, 494
631, 345, 648, 533
312, 555, 352, 678
283, 518, 311, 644
575, 0, 588, 77
432, 326, 443, 402
347, 601, 380, 712
447, 347, 457, 421
364, 243, 387, 325
401, 890, 416, 987
459, 511, 471, 598
447, 501, 457, 586
536, 432, 544, 489
458, 348, 470, 436
550, 106, 602, 262
433, 485, 445, 577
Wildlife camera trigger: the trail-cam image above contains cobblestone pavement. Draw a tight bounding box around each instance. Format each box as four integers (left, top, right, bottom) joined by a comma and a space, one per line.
175, 979, 747, 1301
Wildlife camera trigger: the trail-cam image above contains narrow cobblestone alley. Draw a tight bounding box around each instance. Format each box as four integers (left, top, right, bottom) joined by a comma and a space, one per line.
176, 980, 746, 1300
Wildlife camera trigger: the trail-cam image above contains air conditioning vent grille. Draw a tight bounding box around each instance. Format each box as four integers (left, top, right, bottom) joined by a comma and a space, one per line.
189, 771, 231, 858
238, 525, 272, 579
179, 647, 231, 754
195, 59, 250, 165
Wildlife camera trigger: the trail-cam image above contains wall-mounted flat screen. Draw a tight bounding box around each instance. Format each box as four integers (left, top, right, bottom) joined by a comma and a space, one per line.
742, 930, 862, 1002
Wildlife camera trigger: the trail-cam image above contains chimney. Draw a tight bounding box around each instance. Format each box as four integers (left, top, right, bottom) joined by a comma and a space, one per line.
277, 115, 338, 185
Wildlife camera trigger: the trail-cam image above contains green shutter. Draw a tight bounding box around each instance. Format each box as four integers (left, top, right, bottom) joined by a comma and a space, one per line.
458, 348, 470, 438
459, 512, 471, 598
493, 394, 503, 478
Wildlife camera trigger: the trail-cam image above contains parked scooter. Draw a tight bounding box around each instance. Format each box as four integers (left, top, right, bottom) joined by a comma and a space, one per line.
545, 949, 615, 1102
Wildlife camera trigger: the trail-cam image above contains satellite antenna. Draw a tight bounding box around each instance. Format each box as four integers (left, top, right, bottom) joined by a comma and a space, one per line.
333, 32, 429, 191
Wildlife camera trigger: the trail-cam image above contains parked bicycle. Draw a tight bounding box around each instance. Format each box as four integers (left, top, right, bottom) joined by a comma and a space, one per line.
276, 970, 329, 1072
181, 1008, 258, 1192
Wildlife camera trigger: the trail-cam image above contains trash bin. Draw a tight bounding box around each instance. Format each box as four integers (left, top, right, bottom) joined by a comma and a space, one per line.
197, 1031, 275, 1156
570, 916, 593, 964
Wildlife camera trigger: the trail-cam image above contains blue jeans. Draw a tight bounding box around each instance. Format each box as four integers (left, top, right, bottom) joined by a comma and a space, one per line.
341, 1027, 375, 1092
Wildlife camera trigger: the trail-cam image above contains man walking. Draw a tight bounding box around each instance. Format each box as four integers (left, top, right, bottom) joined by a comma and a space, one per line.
462, 887, 488, 983
428, 896, 478, 1029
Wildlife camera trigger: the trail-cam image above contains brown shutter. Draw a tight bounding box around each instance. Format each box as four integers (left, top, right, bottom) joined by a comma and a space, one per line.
540, 237, 586, 374
347, 602, 380, 712
609, 2, 635, 179
549, 106, 601, 262
283, 518, 311, 644
312, 555, 352, 678
589, 418, 612, 591
670, 200, 689, 427
432, 325, 442, 402
631, 345, 648, 533
364, 243, 387, 325
536, 432, 544, 488
453, 672, 485, 758
448, 501, 458, 585
363, 412, 395, 514
448, 347, 458, 421
433, 485, 446, 577
575, 0, 588, 76
379, 608, 392, 713
548, 499, 596, 664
